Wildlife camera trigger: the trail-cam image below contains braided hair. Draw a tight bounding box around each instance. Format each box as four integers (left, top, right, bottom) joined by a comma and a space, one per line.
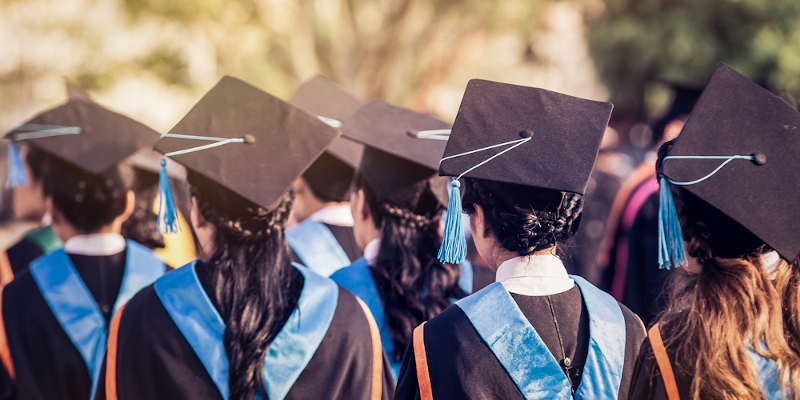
42, 155, 134, 233
353, 172, 466, 362
188, 170, 301, 400
461, 178, 583, 256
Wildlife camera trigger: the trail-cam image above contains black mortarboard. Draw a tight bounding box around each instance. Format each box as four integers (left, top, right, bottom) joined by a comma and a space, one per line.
4, 83, 160, 187
436, 79, 612, 263
660, 63, 800, 263
341, 101, 452, 210
440, 79, 612, 194
651, 80, 705, 140
289, 76, 363, 202
154, 76, 340, 214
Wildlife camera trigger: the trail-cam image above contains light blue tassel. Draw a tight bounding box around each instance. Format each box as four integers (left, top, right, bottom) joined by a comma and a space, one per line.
658, 176, 687, 269
438, 179, 466, 264
6, 139, 29, 189
157, 159, 181, 234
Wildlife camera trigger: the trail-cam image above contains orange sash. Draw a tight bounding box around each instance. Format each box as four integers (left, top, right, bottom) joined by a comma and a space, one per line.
648, 324, 680, 400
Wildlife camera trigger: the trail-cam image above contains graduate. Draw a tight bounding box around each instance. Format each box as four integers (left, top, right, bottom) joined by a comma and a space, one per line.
330, 101, 496, 379
629, 64, 800, 399
598, 81, 704, 325
285, 76, 364, 276
1, 145, 61, 280
100, 76, 391, 400
394, 79, 647, 400
0, 91, 168, 400
0, 82, 96, 279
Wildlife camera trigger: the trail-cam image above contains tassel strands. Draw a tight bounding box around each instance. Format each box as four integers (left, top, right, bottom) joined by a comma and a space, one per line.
438, 179, 467, 264
6, 139, 28, 189
657, 176, 687, 269
157, 159, 181, 234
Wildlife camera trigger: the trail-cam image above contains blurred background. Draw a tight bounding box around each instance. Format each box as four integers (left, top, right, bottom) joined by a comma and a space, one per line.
2, 0, 800, 272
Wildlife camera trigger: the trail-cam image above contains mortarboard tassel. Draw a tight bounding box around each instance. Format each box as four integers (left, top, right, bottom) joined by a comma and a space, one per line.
157, 159, 181, 234
657, 175, 687, 269
6, 139, 29, 189
438, 179, 467, 264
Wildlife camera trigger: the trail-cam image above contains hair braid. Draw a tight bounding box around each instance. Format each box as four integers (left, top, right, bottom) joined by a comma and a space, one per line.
461, 178, 583, 256
353, 172, 467, 362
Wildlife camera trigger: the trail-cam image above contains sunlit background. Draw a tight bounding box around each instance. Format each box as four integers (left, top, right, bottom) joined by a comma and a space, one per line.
2, 0, 800, 246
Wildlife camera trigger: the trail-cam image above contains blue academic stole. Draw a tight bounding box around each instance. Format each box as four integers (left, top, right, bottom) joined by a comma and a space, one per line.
285, 220, 351, 277
29, 240, 165, 400
456, 276, 626, 399
746, 345, 785, 399
330, 257, 473, 378
154, 261, 338, 400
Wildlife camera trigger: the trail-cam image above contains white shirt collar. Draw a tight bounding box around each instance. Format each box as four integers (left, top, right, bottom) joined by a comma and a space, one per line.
307, 204, 354, 227
64, 233, 126, 256
496, 254, 574, 296
364, 238, 381, 266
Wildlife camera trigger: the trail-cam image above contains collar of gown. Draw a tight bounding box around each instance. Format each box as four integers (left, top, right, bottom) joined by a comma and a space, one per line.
64, 233, 126, 256
495, 253, 575, 296
307, 204, 354, 227
363, 238, 381, 267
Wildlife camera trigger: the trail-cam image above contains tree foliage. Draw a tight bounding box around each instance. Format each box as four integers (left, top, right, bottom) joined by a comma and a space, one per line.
588, 0, 800, 116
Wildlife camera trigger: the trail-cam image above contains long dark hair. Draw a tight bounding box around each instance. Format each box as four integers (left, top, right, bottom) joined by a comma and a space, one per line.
460, 178, 583, 256
188, 170, 301, 400
353, 172, 465, 362
655, 140, 800, 399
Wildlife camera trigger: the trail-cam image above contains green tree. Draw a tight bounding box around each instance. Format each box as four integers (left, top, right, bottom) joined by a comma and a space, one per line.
588, 0, 800, 117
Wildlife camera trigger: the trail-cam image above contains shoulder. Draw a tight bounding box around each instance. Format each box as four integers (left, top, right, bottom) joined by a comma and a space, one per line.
330, 258, 369, 286
117, 284, 172, 341
617, 302, 647, 340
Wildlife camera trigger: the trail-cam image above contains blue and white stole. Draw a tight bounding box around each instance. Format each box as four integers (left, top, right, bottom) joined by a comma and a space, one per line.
29, 240, 165, 400
154, 261, 338, 400
285, 219, 351, 277
330, 257, 473, 378
456, 276, 626, 399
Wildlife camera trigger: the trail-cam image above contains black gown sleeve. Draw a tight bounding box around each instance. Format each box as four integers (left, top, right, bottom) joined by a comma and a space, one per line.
394, 340, 420, 400
6, 238, 44, 275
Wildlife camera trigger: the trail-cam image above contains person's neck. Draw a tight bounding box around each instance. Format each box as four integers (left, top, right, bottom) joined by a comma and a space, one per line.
487, 246, 556, 271
53, 222, 122, 243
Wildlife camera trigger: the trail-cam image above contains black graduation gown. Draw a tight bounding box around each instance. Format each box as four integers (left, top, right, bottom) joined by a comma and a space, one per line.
289, 223, 363, 265
5, 237, 44, 275
628, 321, 692, 400
620, 193, 674, 326
394, 285, 646, 400
97, 266, 394, 400
5, 226, 62, 275
0, 250, 142, 400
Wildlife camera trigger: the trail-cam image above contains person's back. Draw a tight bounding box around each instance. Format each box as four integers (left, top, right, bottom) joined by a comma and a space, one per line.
395, 79, 645, 399
629, 64, 800, 400
100, 77, 392, 400
0, 94, 167, 400
328, 101, 495, 379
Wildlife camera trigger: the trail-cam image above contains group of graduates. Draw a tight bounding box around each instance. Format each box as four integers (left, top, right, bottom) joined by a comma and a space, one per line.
0, 61, 798, 400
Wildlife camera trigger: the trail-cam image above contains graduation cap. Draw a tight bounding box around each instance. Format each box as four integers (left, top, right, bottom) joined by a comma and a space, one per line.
651, 80, 705, 141
658, 63, 800, 268
4, 81, 160, 188
289, 76, 363, 202
154, 76, 340, 233
434, 79, 613, 263
340, 101, 452, 211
